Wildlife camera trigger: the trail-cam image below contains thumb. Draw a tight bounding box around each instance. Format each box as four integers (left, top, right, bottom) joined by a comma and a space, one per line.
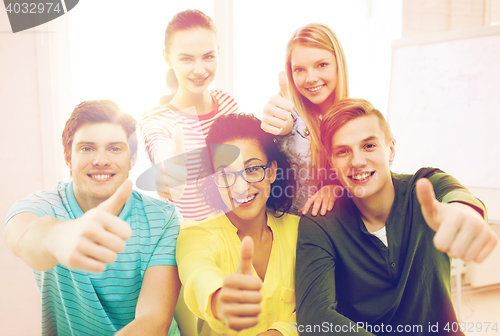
278, 71, 290, 100
97, 179, 133, 215
416, 178, 439, 230
238, 236, 254, 275
172, 124, 187, 166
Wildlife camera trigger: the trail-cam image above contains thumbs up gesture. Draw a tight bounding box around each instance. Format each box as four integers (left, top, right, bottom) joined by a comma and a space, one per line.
214, 236, 263, 331
416, 178, 498, 263
261, 72, 294, 135
154, 124, 188, 200
45, 179, 133, 273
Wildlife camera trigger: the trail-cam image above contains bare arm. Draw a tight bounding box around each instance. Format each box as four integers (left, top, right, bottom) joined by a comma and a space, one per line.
4, 180, 133, 272
4, 213, 59, 271
116, 265, 181, 336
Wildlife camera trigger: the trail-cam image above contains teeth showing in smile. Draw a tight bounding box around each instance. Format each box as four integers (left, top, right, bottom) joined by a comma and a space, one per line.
91, 175, 111, 179
351, 172, 372, 181
307, 85, 323, 92
190, 77, 207, 82
235, 194, 256, 203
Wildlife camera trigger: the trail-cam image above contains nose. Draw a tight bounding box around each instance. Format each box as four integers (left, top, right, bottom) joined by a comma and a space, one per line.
92, 150, 111, 166
193, 59, 206, 76
231, 173, 249, 196
350, 149, 366, 168
305, 70, 318, 84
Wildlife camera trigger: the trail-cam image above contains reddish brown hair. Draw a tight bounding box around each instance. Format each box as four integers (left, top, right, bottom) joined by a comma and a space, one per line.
320, 98, 391, 156
62, 100, 137, 160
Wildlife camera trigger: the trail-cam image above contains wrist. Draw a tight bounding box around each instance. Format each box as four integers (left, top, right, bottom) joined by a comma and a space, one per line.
211, 288, 222, 320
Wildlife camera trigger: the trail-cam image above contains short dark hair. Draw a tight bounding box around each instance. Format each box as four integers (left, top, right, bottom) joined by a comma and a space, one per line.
62, 100, 137, 160
199, 113, 295, 216
320, 98, 391, 155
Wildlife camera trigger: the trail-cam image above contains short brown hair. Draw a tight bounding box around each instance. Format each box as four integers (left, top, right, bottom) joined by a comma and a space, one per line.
62, 100, 137, 160
320, 98, 391, 155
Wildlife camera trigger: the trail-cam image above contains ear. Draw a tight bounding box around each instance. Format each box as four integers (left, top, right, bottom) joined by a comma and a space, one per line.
65, 153, 72, 176
129, 152, 138, 170
163, 49, 171, 67
269, 160, 278, 184
388, 138, 396, 162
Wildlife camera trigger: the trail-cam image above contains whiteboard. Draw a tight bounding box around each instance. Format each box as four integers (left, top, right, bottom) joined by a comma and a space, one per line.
388, 26, 500, 189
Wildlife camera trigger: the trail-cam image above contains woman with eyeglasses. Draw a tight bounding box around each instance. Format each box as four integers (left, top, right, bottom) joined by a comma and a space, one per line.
176, 113, 298, 335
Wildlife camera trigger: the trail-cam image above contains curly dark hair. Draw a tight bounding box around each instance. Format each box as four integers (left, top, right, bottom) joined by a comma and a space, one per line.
198, 113, 295, 217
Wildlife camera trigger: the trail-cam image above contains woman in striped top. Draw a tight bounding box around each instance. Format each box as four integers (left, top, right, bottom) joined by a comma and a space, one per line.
140, 9, 238, 222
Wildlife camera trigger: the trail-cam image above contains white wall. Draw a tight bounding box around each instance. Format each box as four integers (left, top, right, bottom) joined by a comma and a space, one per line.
1, 10, 44, 336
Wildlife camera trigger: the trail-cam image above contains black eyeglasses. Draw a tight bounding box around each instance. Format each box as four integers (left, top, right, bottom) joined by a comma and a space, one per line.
213, 162, 273, 188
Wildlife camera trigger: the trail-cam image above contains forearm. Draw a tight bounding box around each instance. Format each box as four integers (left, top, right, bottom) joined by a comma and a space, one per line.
117, 266, 180, 336
116, 315, 172, 336
174, 285, 198, 336
268, 312, 296, 335
5, 215, 59, 271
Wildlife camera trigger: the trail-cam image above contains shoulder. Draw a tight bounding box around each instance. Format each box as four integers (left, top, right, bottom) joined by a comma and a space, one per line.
13, 182, 67, 210
270, 213, 300, 247
210, 90, 238, 111
272, 212, 300, 230
6, 182, 69, 223
177, 213, 225, 253
394, 167, 463, 198
180, 212, 226, 234
140, 105, 176, 123
130, 191, 179, 223
300, 194, 356, 234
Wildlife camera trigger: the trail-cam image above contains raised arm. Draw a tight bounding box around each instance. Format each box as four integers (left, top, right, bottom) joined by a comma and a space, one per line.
176, 224, 229, 334
416, 177, 498, 263
296, 216, 375, 335
4, 180, 133, 272
261, 72, 294, 136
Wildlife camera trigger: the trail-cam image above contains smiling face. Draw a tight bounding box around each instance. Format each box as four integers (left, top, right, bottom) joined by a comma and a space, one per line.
66, 123, 136, 211
291, 44, 338, 114
330, 115, 395, 202
165, 28, 218, 95
213, 139, 277, 222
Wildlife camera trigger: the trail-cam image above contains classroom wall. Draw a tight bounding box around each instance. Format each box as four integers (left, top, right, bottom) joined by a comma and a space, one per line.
402, 0, 500, 36
400, 0, 500, 224
0, 10, 44, 335
0, 7, 72, 334
1, 1, 499, 334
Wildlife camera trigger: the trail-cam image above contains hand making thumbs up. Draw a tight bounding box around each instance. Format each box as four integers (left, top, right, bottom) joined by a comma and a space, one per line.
213, 236, 263, 331
45, 179, 134, 273
261, 72, 294, 135
416, 178, 498, 263
154, 124, 188, 200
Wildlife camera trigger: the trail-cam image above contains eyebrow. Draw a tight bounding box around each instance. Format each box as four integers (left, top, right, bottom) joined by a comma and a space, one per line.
331, 135, 380, 150
75, 141, 127, 147
177, 51, 215, 58
292, 58, 331, 68
215, 158, 263, 171
362, 135, 379, 143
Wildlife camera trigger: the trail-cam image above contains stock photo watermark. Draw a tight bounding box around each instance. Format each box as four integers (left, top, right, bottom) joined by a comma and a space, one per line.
4, 0, 79, 33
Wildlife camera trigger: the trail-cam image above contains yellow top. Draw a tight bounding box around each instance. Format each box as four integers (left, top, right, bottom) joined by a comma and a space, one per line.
176, 211, 299, 336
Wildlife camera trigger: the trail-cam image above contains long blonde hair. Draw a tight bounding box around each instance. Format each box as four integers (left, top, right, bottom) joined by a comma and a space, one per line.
285, 23, 349, 173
